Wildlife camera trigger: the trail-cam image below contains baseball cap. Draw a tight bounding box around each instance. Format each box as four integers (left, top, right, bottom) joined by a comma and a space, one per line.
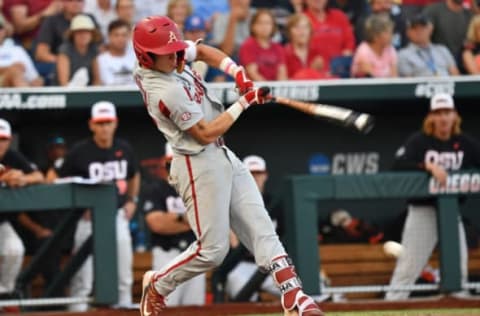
0, 118, 12, 139
91, 101, 117, 122
406, 14, 431, 28
243, 155, 266, 173
430, 93, 455, 111
184, 15, 206, 32
48, 135, 66, 147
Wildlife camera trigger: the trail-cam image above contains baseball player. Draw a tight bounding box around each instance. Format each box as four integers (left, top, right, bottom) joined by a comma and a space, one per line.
385, 93, 480, 300
58, 101, 140, 311
142, 143, 205, 306
133, 16, 323, 315
0, 118, 43, 297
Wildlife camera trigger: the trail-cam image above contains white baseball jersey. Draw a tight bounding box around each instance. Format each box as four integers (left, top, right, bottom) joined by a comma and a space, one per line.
134, 45, 224, 155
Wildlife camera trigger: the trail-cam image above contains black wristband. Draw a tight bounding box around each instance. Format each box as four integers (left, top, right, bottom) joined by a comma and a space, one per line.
176, 214, 184, 223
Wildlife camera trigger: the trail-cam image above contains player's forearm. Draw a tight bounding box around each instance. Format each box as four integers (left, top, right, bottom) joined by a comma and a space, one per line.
24, 171, 45, 185
126, 172, 141, 201
188, 113, 236, 145
146, 212, 191, 234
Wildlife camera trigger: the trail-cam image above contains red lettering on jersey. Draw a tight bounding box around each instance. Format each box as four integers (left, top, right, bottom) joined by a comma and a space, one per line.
183, 86, 194, 101
115, 150, 123, 158
158, 100, 171, 118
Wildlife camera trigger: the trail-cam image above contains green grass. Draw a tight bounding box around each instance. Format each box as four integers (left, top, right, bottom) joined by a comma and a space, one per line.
241, 309, 480, 316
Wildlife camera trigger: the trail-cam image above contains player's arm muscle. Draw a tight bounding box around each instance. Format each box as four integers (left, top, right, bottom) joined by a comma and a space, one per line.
145, 212, 190, 235
187, 113, 235, 145
195, 43, 232, 70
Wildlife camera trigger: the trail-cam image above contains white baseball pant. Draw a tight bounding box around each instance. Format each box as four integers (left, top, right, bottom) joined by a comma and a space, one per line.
385, 205, 468, 300
0, 222, 25, 294
68, 209, 133, 311
153, 145, 285, 297
152, 246, 205, 306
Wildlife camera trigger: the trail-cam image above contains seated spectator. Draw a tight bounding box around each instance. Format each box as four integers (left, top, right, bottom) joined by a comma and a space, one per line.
166, 0, 192, 33
356, 0, 407, 49
54, 14, 101, 86
190, 0, 229, 26
239, 9, 287, 81
401, 0, 443, 20
3, 0, 61, 50
462, 15, 480, 75
0, 16, 43, 87
34, 0, 94, 64
84, 0, 116, 39
0, 1, 14, 38
351, 14, 398, 78
212, 0, 254, 58
98, 19, 135, 86
183, 14, 211, 78
304, 0, 355, 72
0, 118, 43, 299
115, 0, 135, 27
134, 0, 168, 24
283, 13, 333, 79
398, 14, 459, 77
423, 0, 472, 62
330, 0, 369, 26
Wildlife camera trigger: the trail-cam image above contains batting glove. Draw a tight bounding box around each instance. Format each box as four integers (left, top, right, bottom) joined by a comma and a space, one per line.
234, 66, 254, 96
238, 86, 271, 109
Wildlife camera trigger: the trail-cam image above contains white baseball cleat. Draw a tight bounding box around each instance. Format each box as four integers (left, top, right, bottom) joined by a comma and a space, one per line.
140, 271, 166, 316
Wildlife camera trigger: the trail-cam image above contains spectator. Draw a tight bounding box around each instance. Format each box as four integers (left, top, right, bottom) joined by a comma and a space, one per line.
115, 0, 135, 27
3, 0, 61, 50
385, 93, 480, 300
54, 14, 101, 86
402, 0, 442, 20
133, 0, 168, 24
351, 14, 398, 78
84, 0, 116, 39
398, 14, 459, 77
166, 0, 192, 34
330, 0, 369, 26
283, 13, 332, 79
304, 0, 355, 72
212, 0, 254, 58
423, 0, 472, 61
462, 15, 480, 74
0, 118, 43, 299
183, 14, 211, 78
0, 0, 14, 38
34, 0, 92, 63
141, 143, 205, 307
239, 9, 287, 81
43, 135, 67, 182
58, 101, 140, 311
356, 0, 407, 49
0, 15, 43, 87
190, 0, 229, 26
98, 19, 135, 86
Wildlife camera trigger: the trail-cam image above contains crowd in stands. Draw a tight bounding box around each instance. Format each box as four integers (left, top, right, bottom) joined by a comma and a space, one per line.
0, 0, 480, 87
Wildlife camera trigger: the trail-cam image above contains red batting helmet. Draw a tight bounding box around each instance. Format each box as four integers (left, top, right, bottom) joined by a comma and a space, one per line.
133, 16, 189, 69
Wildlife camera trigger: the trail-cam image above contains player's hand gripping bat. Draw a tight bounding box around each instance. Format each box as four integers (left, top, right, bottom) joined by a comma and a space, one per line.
271, 95, 375, 134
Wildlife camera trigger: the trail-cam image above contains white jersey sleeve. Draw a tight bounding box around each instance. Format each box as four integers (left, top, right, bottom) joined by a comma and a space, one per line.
152, 82, 204, 131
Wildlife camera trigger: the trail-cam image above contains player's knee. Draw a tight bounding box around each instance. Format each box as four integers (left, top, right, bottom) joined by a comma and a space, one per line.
201, 245, 229, 268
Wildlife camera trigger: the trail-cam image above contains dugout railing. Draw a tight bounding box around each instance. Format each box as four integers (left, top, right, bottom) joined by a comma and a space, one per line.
284, 170, 480, 296
0, 183, 118, 308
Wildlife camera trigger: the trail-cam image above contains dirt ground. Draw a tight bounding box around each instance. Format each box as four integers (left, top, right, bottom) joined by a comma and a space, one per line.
5, 296, 480, 316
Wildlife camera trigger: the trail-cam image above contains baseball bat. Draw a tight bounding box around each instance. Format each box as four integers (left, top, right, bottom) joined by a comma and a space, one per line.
272, 96, 375, 134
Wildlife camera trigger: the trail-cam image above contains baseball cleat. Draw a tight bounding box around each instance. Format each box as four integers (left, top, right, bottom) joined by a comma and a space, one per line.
292, 290, 324, 316
140, 271, 166, 316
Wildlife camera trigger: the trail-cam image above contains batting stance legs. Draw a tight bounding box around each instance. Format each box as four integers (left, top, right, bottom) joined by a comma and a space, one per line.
145, 146, 322, 315
385, 205, 468, 300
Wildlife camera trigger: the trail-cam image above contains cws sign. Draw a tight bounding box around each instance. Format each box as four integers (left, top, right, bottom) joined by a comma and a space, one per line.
429, 172, 480, 194
0, 93, 66, 110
